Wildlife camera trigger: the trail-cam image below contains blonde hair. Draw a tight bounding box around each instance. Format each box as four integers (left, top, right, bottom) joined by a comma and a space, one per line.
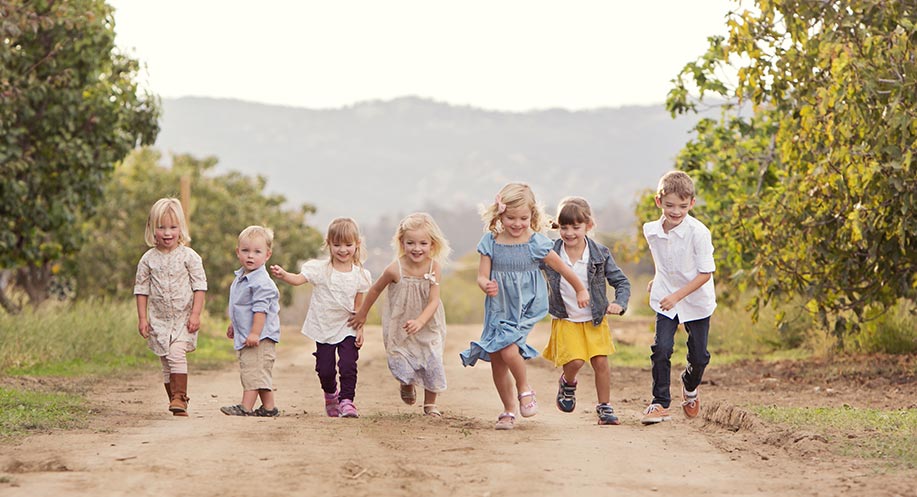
657, 170, 696, 200
238, 225, 274, 250
392, 212, 452, 265
323, 217, 367, 265
481, 182, 547, 234
144, 198, 190, 247
553, 196, 594, 228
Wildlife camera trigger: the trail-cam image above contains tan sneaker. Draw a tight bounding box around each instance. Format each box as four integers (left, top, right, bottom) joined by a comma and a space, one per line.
641, 403, 671, 425
682, 388, 700, 418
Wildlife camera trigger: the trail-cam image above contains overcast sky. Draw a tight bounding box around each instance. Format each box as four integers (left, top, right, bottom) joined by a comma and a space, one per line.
108, 1, 737, 112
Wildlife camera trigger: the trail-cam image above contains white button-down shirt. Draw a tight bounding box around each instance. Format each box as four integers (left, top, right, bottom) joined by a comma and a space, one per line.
643, 214, 716, 322
554, 244, 592, 322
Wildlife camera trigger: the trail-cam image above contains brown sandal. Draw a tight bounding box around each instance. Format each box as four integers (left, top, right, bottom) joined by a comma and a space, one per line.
399, 384, 416, 405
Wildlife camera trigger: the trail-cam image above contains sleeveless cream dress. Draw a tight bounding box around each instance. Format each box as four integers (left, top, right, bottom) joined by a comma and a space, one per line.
381, 260, 447, 392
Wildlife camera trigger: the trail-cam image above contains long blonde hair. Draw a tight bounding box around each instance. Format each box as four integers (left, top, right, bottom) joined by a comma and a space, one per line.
143, 198, 190, 247
323, 217, 367, 265
481, 182, 547, 234
392, 212, 452, 266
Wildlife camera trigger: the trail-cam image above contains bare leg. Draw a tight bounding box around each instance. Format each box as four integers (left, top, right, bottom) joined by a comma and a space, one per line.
562, 359, 585, 385
591, 355, 611, 405
258, 389, 275, 410
496, 346, 532, 404
241, 390, 259, 411
489, 352, 518, 413
423, 389, 438, 406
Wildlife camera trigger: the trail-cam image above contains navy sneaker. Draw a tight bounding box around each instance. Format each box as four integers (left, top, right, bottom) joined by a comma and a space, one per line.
555, 375, 577, 413
596, 403, 621, 425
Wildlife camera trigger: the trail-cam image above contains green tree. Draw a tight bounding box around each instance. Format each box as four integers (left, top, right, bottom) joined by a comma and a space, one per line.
650, 0, 917, 342
71, 148, 323, 313
0, 0, 159, 311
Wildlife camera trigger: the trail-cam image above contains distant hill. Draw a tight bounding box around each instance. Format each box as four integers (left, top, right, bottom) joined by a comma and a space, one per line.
154, 96, 701, 269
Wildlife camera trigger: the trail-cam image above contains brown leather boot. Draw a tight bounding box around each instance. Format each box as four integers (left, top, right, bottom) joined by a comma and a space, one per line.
168, 373, 189, 416
164, 383, 185, 416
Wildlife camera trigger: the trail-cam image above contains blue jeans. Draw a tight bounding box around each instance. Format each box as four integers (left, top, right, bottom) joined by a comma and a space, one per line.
650, 314, 710, 408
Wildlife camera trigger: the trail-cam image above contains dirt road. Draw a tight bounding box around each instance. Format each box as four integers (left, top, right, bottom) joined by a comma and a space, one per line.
0, 322, 908, 496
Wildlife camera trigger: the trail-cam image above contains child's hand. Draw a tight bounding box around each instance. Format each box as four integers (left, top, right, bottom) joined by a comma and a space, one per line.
244, 333, 260, 348
606, 303, 624, 315
355, 328, 364, 348
226, 324, 234, 339
347, 312, 366, 330
480, 279, 498, 297
659, 294, 680, 312
269, 265, 287, 279
138, 319, 151, 339
403, 319, 424, 335
576, 289, 590, 308
187, 314, 201, 334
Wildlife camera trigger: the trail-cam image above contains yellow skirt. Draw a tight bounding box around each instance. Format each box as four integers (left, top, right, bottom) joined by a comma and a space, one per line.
542, 318, 615, 367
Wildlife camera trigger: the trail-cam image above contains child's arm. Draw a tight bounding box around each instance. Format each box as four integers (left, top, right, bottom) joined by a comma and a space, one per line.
135, 295, 151, 338
604, 253, 631, 316
659, 272, 711, 312
269, 264, 308, 285
477, 255, 498, 296
244, 312, 266, 348
404, 261, 443, 335
348, 262, 397, 330
187, 290, 205, 333
542, 251, 589, 308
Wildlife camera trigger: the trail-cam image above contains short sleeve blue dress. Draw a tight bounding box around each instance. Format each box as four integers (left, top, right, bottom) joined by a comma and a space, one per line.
460, 232, 553, 367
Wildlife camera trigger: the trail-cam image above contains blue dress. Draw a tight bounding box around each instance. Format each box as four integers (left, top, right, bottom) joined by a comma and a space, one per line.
459, 232, 553, 366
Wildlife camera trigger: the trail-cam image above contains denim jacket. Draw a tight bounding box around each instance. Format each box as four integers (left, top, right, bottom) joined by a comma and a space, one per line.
542, 237, 631, 326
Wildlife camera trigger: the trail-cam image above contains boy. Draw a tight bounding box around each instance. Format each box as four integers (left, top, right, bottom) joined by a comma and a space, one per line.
221, 226, 282, 417
641, 171, 716, 424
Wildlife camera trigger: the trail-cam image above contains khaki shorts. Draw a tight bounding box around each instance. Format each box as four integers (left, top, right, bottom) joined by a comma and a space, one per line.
238, 340, 277, 391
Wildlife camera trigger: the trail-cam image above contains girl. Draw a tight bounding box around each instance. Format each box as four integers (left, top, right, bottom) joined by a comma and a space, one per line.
542, 197, 631, 425
270, 218, 371, 418
134, 198, 208, 416
348, 213, 451, 417
459, 183, 590, 430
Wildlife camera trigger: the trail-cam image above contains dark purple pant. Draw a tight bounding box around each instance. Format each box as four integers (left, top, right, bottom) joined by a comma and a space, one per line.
313, 336, 359, 401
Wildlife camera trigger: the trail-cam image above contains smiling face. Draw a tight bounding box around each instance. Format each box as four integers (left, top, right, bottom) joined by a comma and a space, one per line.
655, 192, 695, 230
558, 221, 591, 252
401, 228, 433, 264
499, 205, 532, 241
236, 235, 271, 274
154, 211, 181, 252
330, 239, 357, 267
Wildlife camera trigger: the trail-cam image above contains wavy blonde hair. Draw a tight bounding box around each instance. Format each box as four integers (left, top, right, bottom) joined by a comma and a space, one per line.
391, 212, 452, 265
144, 198, 190, 247
323, 217, 367, 265
481, 182, 547, 234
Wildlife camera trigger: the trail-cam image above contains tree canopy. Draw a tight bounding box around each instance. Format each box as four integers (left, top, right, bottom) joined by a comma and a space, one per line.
0, 0, 160, 309
71, 149, 323, 314
648, 0, 917, 341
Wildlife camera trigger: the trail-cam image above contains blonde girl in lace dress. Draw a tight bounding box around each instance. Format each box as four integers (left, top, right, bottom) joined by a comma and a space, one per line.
349, 213, 451, 417
134, 198, 208, 416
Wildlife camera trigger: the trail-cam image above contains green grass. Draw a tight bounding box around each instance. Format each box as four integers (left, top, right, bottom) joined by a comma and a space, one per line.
0, 387, 88, 440
753, 405, 917, 468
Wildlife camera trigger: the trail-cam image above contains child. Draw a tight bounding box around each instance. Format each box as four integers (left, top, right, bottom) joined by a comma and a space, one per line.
134, 198, 207, 416
221, 226, 282, 417
459, 182, 590, 430
542, 197, 631, 425
348, 213, 451, 417
641, 171, 716, 424
270, 218, 371, 418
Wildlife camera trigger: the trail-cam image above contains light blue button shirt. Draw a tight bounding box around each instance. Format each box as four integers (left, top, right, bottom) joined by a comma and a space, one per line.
228, 265, 281, 351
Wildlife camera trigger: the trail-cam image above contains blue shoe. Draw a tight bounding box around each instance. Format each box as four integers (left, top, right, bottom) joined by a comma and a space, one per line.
596, 403, 620, 425
555, 375, 576, 413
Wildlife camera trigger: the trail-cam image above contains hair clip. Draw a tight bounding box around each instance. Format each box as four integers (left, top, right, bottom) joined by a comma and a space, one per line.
495, 195, 507, 214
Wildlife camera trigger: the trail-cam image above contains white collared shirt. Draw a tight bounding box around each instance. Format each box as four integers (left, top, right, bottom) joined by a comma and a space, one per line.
554, 243, 592, 322
643, 214, 716, 322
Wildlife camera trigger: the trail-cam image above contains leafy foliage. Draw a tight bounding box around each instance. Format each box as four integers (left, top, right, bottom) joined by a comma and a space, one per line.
650, 0, 917, 342
70, 148, 323, 313
0, 0, 159, 308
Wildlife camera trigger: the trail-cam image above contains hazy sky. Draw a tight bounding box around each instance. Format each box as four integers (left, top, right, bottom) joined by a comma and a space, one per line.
108, 1, 736, 112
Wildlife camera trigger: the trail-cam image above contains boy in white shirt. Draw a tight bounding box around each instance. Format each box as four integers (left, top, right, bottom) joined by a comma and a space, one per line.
641, 171, 716, 424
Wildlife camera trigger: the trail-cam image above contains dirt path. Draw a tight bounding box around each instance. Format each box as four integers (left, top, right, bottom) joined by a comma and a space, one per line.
0, 322, 908, 496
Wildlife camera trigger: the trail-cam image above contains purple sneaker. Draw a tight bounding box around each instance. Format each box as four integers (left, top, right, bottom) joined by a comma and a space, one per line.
339, 399, 358, 418
324, 390, 340, 417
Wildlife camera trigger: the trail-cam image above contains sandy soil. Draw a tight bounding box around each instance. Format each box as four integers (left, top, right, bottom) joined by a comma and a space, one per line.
1, 320, 915, 497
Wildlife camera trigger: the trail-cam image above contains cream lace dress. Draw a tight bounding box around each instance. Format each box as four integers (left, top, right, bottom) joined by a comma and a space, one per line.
381, 260, 447, 392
